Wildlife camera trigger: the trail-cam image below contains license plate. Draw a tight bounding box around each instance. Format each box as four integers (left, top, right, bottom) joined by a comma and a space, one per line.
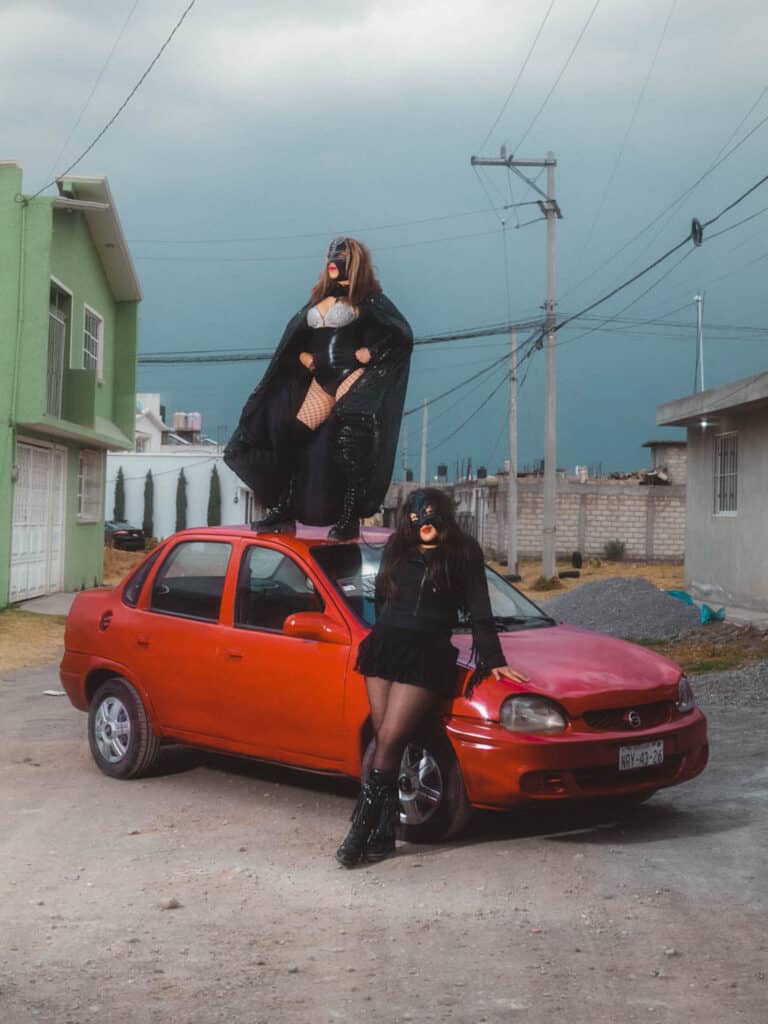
618, 740, 664, 771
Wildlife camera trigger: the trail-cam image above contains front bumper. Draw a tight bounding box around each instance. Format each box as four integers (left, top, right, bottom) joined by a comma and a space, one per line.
447, 709, 708, 809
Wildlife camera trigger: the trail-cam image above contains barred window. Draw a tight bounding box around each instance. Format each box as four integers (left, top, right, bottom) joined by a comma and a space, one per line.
83, 306, 103, 378
713, 433, 737, 514
78, 449, 104, 521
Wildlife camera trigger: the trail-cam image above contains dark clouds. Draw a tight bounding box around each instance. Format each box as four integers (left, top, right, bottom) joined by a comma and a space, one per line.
2, 0, 767, 471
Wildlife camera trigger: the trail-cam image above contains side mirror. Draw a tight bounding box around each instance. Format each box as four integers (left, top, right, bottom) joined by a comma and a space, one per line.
283, 612, 350, 645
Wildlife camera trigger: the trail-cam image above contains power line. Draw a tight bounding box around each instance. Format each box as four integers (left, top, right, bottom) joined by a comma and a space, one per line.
513, 0, 603, 152
537, 169, 768, 347
133, 227, 504, 263
29, 0, 197, 199
579, 0, 678, 254
561, 85, 768, 300
128, 207, 504, 245
477, 0, 558, 153
44, 0, 141, 183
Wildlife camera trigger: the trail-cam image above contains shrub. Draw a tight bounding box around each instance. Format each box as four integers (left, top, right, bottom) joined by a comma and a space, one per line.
113, 466, 125, 522
207, 466, 222, 526
603, 539, 626, 561
142, 470, 154, 538
175, 468, 188, 532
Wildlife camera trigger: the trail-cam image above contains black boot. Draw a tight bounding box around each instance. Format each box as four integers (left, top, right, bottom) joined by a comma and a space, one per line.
253, 478, 295, 532
252, 421, 313, 532
329, 415, 377, 541
365, 772, 399, 862
328, 485, 360, 541
335, 769, 389, 868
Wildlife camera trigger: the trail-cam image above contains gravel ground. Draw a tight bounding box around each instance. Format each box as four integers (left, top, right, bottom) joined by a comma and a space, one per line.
692, 660, 768, 707
540, 577, 703, 641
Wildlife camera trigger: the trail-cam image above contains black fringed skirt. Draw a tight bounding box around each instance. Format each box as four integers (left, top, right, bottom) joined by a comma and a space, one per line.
355, 623, 459, 698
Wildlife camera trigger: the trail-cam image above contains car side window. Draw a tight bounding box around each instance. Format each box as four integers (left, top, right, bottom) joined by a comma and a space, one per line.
122, 547, 164, 607
150, 541, 232, 622
235, 545, 323, 631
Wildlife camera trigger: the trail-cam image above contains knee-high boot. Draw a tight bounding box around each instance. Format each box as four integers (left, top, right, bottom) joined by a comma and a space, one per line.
253, 420, 313, 531
335, 768, 391, 868
328, 414, 377, 541
365, 772, 399, 862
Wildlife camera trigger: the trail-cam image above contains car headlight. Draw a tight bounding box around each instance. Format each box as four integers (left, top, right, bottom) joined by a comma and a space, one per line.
676, 675, 696, 713
500, 695, 567, 734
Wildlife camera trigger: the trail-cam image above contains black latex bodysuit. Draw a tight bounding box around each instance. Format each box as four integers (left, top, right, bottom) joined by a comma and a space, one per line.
307, 301, 361, 396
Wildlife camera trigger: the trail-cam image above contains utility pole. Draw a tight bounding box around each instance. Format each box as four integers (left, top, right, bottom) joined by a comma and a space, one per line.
402, 419, 408, 480
507, 329, 518, 575
470, 148, 562, 579
420, 399, 428, 485
694, 293, 705, 392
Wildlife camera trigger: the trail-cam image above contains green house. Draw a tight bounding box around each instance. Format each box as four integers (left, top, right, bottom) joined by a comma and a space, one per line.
0, 162, 141, 606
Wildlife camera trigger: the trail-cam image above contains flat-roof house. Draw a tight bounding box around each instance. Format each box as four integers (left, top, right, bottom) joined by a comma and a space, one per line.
657, 372, 768, 615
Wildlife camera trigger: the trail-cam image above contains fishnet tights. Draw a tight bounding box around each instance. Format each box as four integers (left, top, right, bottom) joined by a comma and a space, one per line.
296, 370, 366, 429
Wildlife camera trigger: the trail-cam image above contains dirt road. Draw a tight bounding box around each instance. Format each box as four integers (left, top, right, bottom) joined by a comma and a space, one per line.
1, 662, 766, 1024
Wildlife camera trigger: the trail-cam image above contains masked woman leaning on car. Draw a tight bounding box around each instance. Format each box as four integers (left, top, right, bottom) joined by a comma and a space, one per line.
335, 487, 529, 868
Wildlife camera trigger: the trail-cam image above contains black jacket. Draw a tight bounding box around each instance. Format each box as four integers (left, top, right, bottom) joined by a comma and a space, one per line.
376, 540, 505, 673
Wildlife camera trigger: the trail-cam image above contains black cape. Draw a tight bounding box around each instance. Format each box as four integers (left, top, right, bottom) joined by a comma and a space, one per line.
224, 292, 413, 525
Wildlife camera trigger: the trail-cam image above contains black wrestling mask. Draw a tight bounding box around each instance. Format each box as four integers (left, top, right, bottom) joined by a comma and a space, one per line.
327, 236, 349, 282
407, 490, 445, 547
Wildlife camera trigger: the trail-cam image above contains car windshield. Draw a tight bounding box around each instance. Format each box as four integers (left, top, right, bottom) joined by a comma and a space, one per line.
311, 543, 554, 630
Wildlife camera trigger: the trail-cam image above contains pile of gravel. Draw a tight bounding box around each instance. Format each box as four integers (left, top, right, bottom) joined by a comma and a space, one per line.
539, 577, 702, 642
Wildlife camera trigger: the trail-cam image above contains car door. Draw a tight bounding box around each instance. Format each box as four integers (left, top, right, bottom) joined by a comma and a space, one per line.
130, 538, 235, 739
216, 541, 352, 765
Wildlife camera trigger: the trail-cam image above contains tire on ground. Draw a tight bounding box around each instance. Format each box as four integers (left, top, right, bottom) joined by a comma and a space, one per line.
362, 726, 473, 844
88, 676, 161, 780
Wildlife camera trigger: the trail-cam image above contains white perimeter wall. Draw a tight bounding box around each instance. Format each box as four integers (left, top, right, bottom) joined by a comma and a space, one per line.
105, 451, 256, 539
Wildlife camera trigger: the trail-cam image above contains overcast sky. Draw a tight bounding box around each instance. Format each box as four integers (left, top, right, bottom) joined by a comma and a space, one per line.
3, 0, 767, 474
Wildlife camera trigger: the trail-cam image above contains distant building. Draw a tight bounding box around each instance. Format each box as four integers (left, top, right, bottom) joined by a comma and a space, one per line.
657, 372, 768, 614
0, 163, 140, 605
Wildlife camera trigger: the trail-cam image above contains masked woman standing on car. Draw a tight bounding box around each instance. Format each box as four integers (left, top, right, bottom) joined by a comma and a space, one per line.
335, 487, 528, 867
224, 237, 412, 540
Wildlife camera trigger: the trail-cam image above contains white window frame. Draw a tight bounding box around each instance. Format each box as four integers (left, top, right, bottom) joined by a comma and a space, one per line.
77, 449, 104, 522
713, 432, 738, 516
82, 304, 104, 381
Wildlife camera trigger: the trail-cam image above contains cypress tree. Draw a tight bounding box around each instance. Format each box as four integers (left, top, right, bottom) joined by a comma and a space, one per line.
175, 468, 187, 532
113, 466, 125, 521
207, 465, 222, 526
142, 469, 154, 538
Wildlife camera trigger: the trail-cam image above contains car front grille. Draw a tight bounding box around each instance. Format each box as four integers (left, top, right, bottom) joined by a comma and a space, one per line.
582, 701, 672, 731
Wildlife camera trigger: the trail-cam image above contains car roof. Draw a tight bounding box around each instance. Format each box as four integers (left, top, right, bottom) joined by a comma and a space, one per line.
166, 524, 392, 554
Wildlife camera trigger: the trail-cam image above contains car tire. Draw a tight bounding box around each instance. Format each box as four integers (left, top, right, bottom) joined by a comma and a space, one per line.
88, 677, 161, 780
362, 727, 473, 844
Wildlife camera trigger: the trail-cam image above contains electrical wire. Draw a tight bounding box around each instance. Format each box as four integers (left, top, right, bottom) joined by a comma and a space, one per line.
133, 227, 504, 263
429, 373, 512, 452
534, 169, 768, 348
477, 0, 558, 153
29, 0, 197, 199
513, 0, 603, 153
561, 93, 768, 300
128, 207, 505, 245
44, 0, 141, 183
579, 0, 678, 254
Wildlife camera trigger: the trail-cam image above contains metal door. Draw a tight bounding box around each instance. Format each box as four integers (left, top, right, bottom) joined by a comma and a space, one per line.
10, 442, 66, 601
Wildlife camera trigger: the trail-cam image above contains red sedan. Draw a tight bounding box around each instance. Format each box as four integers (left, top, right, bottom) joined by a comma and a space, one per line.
60, 526, 708, 842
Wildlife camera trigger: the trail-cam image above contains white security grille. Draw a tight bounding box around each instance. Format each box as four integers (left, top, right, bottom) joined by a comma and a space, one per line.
78, 449, 104, 521
83, 308, 102, 374
47, 309, 66, 417
10, 442, 66, 601
713, 433, 738, 514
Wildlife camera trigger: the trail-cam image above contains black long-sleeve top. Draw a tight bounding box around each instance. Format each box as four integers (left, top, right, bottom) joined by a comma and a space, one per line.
375, 540, 506, 673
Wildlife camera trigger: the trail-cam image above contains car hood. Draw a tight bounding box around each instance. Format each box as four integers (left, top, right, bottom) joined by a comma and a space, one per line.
452, 624, 683, 719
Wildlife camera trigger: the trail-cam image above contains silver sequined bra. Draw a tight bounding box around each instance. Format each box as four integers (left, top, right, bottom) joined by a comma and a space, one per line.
306, 301, 358, 329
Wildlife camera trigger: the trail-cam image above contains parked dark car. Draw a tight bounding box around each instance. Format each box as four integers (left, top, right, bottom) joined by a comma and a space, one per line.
104, 521, 145, 551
